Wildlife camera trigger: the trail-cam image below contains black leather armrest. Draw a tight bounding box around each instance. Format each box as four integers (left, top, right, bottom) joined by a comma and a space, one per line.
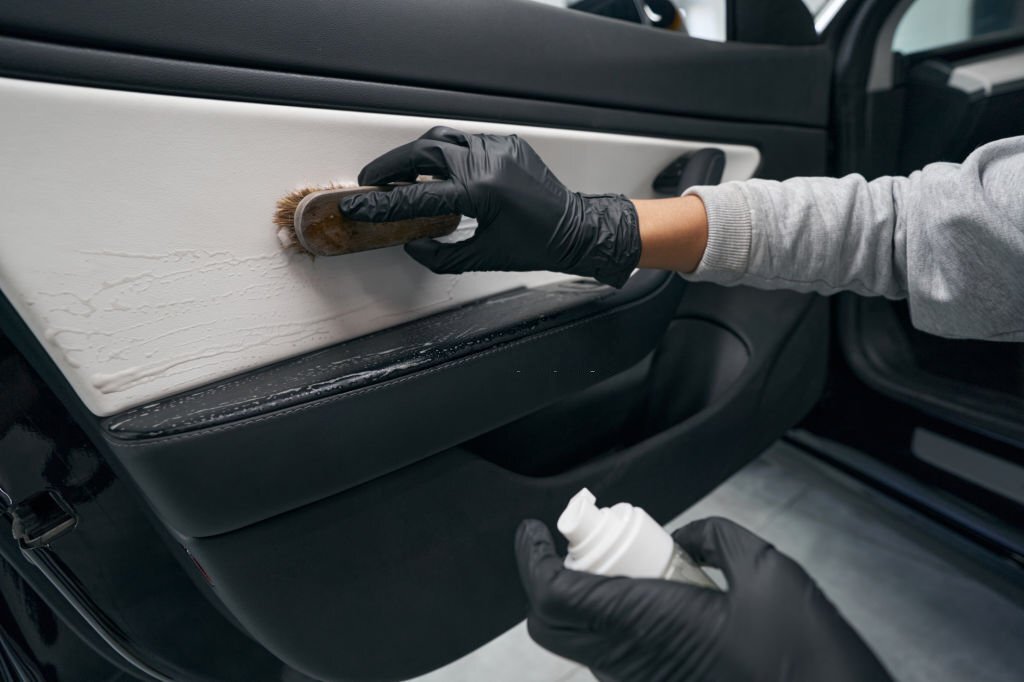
101, 271, 684, 537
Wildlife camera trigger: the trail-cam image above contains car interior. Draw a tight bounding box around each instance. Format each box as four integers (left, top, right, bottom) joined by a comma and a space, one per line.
0, 1, 1021, 681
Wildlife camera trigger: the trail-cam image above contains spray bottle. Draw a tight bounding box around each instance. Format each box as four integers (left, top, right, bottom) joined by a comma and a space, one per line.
557, 488, 718, 589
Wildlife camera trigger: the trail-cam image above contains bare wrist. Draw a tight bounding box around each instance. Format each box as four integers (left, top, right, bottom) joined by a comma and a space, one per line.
632, 195, 709, 273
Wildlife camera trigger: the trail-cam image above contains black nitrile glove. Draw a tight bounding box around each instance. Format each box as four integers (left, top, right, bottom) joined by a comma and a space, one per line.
515, 517, 893, 682
340, 127, 641, 287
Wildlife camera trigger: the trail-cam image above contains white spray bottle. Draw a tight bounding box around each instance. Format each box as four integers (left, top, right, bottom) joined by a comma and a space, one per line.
557, 488, 718, 589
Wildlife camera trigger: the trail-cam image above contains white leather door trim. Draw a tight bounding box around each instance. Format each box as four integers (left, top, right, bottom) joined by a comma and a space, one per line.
0, 77, 760, 415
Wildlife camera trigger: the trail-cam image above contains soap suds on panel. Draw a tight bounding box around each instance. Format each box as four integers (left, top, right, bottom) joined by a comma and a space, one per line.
90, 323, 326, 394
89, 314, 343, 394
29, 237, 567, 408
37, 247, 315, 396
68, 243, 388, 395
3, 78, 676, 414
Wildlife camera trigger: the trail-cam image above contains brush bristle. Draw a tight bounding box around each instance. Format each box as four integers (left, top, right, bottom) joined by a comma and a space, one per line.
273, 182, 350, 255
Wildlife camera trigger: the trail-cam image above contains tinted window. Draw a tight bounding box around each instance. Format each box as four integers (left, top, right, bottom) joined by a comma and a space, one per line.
893, 0, 1024, 54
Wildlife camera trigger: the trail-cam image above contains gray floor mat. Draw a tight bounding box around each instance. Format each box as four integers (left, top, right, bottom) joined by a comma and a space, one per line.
412, 441, 1024, 682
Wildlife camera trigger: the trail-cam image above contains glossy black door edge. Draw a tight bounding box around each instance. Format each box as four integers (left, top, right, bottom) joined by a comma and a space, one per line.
105, 279, 623, 439
0, 297, 106, 480
0, 532, 197, 682
838, 296, 1024, 446
18, 549, 172, 682
0, 594, 48, 682
0, 294, 252, 654
0, 0, 831, 127
0, 327, 318, 680
0, 552, 147, 681
0, 36, 827, 181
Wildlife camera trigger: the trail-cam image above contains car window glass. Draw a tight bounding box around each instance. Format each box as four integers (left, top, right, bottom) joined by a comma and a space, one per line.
893, 0, 1024, 54
526, 0, 726, 40
526, 0, 826, 41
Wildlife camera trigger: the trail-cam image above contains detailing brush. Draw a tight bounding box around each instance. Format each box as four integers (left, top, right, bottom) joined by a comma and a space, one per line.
273, 183, 460, 257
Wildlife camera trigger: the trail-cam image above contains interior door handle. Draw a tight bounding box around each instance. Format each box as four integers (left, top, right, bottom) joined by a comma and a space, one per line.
652, 148, 726, 195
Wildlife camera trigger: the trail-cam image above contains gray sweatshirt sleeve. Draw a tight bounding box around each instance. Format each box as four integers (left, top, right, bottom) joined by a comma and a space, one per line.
682, 136, 1024, 342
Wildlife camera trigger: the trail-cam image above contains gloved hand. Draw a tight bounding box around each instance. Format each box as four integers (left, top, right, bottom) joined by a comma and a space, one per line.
340, 126, 641, 287
515, 516, 893, 682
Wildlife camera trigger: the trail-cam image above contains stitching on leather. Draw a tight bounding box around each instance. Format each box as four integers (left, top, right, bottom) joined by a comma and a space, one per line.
109, 277, 671, 448
118, 323, 420, 416
110, 295, 583, 425
116, 288, 583, 419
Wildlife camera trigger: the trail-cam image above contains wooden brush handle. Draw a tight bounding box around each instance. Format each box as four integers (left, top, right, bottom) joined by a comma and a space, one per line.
295, 185, 460, 257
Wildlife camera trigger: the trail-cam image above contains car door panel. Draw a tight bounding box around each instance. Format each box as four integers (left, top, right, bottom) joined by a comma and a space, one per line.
0, 76, 760, 417
0, 281, 827, 682
186, 285, 828, 681
0, 1, 833, 679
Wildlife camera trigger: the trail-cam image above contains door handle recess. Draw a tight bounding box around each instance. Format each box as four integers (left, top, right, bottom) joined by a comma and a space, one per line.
652, 148, 726, 195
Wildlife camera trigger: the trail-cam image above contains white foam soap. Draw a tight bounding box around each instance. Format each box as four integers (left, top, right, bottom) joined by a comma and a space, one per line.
557, 488, 718, 589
